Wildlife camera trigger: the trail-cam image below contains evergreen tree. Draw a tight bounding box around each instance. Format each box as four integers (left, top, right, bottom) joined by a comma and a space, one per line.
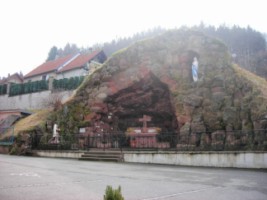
46, 46, 58, 61
193, 24, 267, 78
60, 43, 79, 56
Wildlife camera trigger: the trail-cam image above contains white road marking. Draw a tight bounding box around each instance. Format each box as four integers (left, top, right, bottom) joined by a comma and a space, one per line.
10, 172, 41, 178
0, 179, 102, 190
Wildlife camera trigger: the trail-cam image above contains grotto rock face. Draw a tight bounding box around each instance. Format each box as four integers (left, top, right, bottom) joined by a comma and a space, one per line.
105, 72, 178, 132
77, 30, 232, 132
65, 30, 267, 150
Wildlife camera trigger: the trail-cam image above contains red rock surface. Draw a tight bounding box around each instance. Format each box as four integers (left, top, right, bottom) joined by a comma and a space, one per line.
66, 30, 267, 150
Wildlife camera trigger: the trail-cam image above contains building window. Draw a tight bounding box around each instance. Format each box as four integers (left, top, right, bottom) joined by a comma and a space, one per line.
42, 75, 49, 81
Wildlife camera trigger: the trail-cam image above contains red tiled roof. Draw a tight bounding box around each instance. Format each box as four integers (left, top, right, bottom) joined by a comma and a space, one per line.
57, 50, 102, 73
24, 54, 75, 78
0, 73, 23, 84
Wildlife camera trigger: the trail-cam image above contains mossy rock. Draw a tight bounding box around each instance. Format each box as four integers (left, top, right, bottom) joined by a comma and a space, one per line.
45, 29, 267, 144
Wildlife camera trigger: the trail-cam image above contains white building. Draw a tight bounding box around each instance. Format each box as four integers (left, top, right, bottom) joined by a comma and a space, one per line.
24, 50, 106, 81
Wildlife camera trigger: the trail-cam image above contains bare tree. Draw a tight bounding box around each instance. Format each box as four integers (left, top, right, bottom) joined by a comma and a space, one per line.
41, 93, 64, 111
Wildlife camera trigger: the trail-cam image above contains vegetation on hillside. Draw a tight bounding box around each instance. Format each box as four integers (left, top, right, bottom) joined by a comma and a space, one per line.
14, 110, 50, 136
46, 25, 267, 79
233, 64, 267, 99
193, 24, 267, 78
9, 29, 267, 152
0, 109, 50, 141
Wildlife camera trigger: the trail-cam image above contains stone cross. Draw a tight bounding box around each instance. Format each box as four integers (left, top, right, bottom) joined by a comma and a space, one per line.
139, 115, 151, 133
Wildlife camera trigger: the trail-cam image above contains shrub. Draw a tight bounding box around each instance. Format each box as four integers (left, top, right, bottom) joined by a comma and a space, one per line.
104, 185, 124, 200
9, 145, 18, 155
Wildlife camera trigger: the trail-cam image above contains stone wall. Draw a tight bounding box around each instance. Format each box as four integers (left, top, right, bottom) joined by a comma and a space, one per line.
0, 90, 75, 110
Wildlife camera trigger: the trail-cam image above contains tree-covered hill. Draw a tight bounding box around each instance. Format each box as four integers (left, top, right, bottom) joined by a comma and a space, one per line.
193, 24, 267, 78
47, 25, 267, 79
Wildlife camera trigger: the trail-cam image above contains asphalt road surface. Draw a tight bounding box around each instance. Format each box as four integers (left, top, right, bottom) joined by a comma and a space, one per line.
0, 154, 267, 200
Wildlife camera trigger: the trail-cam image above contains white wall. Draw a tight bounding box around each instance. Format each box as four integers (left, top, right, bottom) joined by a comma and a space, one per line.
57, 68, 86, 79
124, 151, 267, 169
35, 150, 83, 159
0, 90, 75, 110
24, 72, 56, 82
56, 63, 101, 79
33, 150, 267, 169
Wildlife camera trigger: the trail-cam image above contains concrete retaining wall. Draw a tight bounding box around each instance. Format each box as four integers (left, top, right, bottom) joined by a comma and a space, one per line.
34, 150, 267, 169
34, 150, 84, 159
124, 151, 267, 169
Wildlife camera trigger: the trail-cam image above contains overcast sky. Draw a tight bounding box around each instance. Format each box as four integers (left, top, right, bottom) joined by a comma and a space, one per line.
0, 0, 266, 78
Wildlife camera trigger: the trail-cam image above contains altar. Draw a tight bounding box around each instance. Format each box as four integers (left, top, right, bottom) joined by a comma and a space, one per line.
126, 115, 161, 148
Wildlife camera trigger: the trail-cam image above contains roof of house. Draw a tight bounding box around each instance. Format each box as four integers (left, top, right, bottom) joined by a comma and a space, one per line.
0, 73, 23, 84
24, 50, 104, 78
58, 50, 102, 73
24, 54, 75, 79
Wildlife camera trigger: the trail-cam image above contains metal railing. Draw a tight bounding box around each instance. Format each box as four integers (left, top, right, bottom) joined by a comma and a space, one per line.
176, 129, 267, 151
29, 129, 267, 151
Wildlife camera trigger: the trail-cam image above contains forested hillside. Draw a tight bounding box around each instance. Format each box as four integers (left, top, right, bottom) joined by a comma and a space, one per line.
193, 24, 267, 78
46, 25, 267, 78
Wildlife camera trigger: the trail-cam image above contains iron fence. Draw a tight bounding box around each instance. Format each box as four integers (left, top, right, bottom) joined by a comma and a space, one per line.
176, 129, 267, 151
30, 129, 267, 151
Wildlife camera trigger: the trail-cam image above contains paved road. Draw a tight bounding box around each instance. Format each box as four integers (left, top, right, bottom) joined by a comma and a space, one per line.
0, 154, 266, 200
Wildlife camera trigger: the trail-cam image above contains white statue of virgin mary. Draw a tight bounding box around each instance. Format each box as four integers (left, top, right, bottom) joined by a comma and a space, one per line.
192, 57, 198, 82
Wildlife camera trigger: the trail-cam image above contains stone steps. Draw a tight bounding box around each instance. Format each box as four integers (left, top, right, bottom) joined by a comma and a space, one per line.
79, 150, 124, 162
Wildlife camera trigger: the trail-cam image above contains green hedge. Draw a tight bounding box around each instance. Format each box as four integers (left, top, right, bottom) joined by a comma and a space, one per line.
0, 84, 7, 95
9, 80, 48, 96
8, 76, 84, 96
53, 76, 84, 90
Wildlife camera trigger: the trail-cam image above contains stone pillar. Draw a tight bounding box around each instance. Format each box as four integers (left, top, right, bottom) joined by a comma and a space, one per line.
48, 76, 54, 91
6, 82, 11, 95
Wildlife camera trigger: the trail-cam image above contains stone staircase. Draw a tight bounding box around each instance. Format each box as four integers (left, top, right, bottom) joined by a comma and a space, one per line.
79, 149, 124, 162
